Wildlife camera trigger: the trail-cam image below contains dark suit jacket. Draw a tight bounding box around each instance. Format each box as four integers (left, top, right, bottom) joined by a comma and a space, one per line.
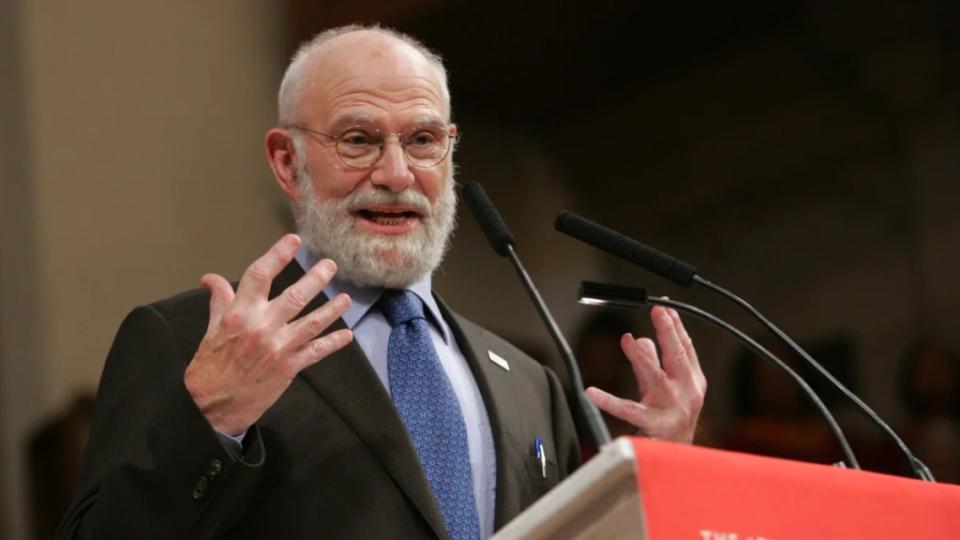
59, 262, 579, 539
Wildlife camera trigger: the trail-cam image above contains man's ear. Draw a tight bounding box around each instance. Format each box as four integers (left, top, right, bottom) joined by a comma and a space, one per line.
265, 128, 300, 200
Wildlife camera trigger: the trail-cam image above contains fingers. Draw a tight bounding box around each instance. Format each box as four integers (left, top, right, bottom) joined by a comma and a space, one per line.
236, 234, 301, 303
271, 258, 338, 323
284, 293, 352, 347
585, 386, 650, 430
201, 273, 235, 329
667, 307, 701, 373
289, 329, 354, 373
651, 305, 691, 380
621, 333, 661, 395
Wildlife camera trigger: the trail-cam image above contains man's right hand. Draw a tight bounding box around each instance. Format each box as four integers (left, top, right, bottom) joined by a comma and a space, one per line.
184, 234, 354, 436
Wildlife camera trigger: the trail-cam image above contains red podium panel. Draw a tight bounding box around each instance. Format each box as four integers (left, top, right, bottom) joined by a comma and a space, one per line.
633, 437, 960, 539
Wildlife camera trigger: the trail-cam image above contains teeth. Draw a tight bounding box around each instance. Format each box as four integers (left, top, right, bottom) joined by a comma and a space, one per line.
373, 215, 407, 225
356, 209, 419, 226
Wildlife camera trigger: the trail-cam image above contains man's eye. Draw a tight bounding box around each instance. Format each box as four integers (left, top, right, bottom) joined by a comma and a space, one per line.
408, 131, 439, 146
340, 132, 376, 146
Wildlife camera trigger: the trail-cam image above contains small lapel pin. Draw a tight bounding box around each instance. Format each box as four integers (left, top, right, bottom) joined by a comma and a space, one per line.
487, 350, 510, 371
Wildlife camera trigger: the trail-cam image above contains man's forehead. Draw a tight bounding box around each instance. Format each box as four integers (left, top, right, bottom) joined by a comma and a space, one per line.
298, 32, 448, 120
310, 31, 440, 90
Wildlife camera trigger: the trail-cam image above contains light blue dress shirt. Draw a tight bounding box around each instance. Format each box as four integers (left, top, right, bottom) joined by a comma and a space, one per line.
295, 246, 498, 539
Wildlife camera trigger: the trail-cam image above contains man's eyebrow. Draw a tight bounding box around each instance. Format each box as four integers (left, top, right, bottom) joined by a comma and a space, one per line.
326, 113, 377, 133
326, 113, 448, 134
407, 114, 447, 128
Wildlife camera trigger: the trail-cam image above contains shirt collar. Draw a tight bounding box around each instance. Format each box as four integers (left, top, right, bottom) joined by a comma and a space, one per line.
294, 243, 451, 344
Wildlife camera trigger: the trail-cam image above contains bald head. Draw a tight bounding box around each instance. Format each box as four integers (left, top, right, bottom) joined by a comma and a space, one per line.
278, 25, 451, 126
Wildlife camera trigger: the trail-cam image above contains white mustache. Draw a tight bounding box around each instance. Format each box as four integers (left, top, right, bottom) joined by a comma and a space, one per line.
345, 188, 433, 217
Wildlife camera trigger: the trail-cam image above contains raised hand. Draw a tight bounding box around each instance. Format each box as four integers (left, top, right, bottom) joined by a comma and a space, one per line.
585, 306, 706, 444
184, 234, 354, 436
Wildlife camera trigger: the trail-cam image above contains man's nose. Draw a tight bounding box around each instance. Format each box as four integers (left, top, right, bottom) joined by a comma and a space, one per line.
369, 137, 415, 192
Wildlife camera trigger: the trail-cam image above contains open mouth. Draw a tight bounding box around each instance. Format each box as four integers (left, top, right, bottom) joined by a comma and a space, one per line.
352, 206, 425, 231
356, 208, 420, 224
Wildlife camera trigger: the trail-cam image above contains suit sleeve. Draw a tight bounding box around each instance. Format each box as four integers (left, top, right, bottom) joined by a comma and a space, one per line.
58, 306, 266, 539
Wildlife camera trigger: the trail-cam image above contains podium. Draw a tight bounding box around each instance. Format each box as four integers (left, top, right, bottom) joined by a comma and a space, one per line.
493, 437, 960, 539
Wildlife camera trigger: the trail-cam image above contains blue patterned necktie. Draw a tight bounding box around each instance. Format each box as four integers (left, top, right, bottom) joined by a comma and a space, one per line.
379, 290, 480, 540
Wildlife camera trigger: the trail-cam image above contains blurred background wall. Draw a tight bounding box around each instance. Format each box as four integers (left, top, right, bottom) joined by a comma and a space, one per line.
1, 2, 289, 538
1, 1, 959, 538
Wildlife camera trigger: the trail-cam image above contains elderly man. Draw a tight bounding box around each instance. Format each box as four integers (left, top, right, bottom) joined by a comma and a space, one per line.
59, 25, 705, 539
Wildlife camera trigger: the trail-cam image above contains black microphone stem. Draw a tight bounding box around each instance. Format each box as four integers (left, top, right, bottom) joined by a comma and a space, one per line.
505, 245, 611, 448
693, 275, 934, 482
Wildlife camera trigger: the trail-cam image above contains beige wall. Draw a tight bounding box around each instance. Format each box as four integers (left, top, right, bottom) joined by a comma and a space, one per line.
2, 2, 288, 538
1, 1, 41, 538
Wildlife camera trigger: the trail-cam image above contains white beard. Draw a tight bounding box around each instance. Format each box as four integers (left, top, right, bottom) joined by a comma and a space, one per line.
292, 163, 457, 289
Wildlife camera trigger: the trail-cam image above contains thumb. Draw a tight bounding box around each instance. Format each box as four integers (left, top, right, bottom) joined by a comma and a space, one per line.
200, 273, 234, 327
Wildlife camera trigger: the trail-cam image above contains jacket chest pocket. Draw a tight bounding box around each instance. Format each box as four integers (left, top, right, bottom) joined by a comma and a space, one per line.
523, 452, 559, 492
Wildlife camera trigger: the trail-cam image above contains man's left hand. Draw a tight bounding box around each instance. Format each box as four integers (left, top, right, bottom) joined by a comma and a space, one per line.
585, 305, 706, 444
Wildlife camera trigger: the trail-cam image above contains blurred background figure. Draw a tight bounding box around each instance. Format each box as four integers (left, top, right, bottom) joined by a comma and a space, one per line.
897, 339, 960, 482
721, 343, 845, 464
26, 395, 94, 540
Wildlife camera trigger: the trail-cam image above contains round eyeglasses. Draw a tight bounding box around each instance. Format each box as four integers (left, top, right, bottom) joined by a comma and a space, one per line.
288, 124, 459, 169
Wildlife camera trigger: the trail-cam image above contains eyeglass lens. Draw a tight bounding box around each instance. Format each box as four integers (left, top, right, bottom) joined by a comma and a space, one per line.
336, 125, 453, 168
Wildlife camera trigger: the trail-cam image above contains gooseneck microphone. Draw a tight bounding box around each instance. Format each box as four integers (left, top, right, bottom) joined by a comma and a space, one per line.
579, 281, 860, 470
555, 212, 698, 286
556, 211, 935, 481
463, 183, 611, 449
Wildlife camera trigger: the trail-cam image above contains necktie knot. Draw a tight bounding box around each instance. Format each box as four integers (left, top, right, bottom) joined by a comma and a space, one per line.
379, 289, 425, 327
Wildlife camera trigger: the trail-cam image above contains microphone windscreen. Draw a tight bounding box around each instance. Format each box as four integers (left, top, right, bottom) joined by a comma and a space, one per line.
555, 211, 697, 286
463, 182, 515, 257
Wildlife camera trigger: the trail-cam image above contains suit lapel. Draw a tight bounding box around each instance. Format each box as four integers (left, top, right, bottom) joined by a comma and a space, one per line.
434, 296, 528, 531
269, 262, 448, 540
